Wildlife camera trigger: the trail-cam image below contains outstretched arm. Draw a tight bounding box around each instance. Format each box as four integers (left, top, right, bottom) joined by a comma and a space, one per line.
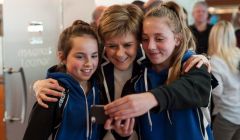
105, 65, 211, 120
23, 101, 57, 140
150, 65, 211, 112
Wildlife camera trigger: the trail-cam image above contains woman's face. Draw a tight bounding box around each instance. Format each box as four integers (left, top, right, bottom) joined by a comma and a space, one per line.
142, 17, 179, 71
104, 33, 138, 71
64, 36, 99, 83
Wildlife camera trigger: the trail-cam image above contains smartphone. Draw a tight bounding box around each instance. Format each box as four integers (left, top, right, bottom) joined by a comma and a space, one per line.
90, 105, 109, 124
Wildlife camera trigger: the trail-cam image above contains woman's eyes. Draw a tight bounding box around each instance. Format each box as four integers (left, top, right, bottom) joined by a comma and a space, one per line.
106, 45, 116, 48
76, 56, 83, 59
92, 54, 98, 58
124, 43, 132, 48
105, 44, 134, 49
142, 35, 149, 42
156, 38, 164, 42
142, 38, 148, 42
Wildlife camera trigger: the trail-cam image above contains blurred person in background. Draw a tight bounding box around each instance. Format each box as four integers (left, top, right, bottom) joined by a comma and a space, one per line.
208, 20, 240, 140
190, 1, 212, 54
232, 6, 240, 48
91, 5, 107, 29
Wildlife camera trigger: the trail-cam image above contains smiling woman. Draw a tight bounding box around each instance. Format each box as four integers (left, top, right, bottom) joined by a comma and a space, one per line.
104, 33, 138, 71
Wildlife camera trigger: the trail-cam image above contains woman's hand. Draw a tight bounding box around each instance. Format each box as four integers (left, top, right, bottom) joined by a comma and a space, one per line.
104, 92, 158, 120
33, 78, 65, 108
183, 54, 211, 73
104, 118, 135, 137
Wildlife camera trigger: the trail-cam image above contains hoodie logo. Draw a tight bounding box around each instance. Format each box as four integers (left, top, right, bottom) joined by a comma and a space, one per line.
58, 91, 67, 108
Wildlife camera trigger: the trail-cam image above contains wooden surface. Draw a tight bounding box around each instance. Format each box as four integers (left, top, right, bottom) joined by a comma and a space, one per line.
206, 0, 240, 6
0, 76, 6, 140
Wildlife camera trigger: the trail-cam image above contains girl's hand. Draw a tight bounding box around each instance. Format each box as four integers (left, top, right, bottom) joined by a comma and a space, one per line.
104, 118, 135, 137
183, 54, 211, 73
104, 93, 158, 120
33, 78, 65, 108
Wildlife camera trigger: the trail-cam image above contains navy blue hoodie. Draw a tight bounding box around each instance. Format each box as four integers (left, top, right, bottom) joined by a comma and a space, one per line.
23, 65, 101, 140
122, 51, 214, 140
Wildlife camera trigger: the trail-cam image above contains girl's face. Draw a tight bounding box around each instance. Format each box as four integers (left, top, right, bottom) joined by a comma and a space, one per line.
104, 33, 138, 71
64, 36, 99, 83
142, 17, 179, 71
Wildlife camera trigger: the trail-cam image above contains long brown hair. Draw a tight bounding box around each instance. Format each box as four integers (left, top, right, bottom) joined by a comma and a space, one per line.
144, 1, 196, 84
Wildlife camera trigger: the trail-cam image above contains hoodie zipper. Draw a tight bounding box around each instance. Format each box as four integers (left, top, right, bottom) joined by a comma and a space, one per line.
80, 85, 96, 140
79, 85, 90, 139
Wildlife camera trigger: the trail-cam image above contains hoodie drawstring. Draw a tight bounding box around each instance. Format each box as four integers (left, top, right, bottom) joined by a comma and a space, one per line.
167, 111, 173, 125
89, 87, 96, 139
101, 48, 112, 103
144, 68, 153, 131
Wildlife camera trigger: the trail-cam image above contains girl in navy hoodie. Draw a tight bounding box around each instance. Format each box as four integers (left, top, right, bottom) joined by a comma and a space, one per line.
23, 20, 129, 140
105, 2, 214, 140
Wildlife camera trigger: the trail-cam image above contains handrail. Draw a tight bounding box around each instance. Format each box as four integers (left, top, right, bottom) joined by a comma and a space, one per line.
2, 67, 27, 123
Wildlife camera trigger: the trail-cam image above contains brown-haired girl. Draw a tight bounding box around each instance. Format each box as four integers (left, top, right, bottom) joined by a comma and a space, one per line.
24, 20, 103, 140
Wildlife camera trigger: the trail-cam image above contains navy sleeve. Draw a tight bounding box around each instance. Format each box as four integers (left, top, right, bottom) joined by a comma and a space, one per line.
150, 65, 211, 112
23, 101, 57, 140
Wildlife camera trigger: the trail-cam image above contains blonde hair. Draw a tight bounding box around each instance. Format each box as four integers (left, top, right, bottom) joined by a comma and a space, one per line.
144, 1, 196, 84
208, 20, 240, 73
98, 4, 143, 43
